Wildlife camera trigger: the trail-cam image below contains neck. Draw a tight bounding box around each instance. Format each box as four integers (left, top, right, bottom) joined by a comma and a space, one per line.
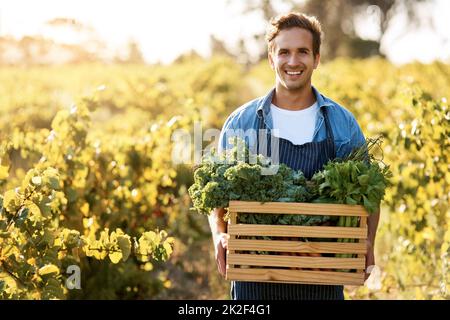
273, 83, 316, 111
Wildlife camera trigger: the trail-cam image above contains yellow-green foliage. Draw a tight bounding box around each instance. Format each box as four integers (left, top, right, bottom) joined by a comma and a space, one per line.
1, 57, 449, 299
0, 101, 176, 299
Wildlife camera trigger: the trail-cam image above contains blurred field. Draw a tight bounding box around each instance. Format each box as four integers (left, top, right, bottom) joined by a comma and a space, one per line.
0, 56, 449, 299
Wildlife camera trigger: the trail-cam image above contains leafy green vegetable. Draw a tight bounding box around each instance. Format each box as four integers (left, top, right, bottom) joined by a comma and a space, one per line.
309, 136, 392, 214
188, 136, 392, 226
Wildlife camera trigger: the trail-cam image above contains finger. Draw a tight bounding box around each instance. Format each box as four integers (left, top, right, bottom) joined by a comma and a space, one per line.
364, 264, 375, 281
217, 248, 227, 277
221, 238, 228, 249
220, 233, 229, 249
219, 259, 226, 277
217, 260, 225, 277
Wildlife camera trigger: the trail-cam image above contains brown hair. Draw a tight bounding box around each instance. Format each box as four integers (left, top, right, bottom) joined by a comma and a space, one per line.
266, 12, 322, 56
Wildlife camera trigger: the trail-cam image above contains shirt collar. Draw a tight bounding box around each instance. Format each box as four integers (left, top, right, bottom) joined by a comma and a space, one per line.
256, 86, 333, 118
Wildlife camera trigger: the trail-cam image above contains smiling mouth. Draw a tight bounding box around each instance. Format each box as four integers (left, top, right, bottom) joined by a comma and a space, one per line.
285, 70, 304, 76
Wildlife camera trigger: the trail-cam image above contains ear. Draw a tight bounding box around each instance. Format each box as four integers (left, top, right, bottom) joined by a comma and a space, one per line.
314, 53, 320, 69
313, 53, 320, 69
268, 50, 275, 70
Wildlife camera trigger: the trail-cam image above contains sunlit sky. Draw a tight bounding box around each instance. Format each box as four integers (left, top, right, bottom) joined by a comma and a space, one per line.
1, 0, 449, 64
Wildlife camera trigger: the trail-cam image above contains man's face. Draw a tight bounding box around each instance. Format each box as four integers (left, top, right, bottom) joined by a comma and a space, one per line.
269, 27, 320, 92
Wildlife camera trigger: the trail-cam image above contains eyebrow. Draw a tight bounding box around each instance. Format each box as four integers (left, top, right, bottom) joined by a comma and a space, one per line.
277, 47, 310, 52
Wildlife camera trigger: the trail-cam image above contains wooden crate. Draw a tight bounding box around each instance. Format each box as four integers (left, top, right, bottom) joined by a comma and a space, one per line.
226, 201, 368, 286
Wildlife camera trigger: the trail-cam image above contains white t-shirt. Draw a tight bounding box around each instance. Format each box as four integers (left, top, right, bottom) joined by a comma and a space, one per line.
270, 102, 319, 145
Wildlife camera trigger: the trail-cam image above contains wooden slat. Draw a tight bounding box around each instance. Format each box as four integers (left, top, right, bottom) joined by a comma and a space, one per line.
228, 224, 367, 239
358, 215, 368, 274
229, 201, 368, 217
227, 211, 237, 270
228, 253, 365, 269
226, 268, 365, 286
224, 201, 369, 286
228, 239, 367, 254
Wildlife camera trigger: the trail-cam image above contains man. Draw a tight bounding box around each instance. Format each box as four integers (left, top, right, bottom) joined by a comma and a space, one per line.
208, 12, 379, 300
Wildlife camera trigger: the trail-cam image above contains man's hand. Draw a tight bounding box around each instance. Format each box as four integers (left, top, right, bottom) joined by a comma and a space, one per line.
365, 241, 375, 281
215, 232, 230, 277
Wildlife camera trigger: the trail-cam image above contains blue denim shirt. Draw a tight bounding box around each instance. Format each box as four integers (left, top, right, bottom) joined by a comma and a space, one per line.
218, 87, 366, 159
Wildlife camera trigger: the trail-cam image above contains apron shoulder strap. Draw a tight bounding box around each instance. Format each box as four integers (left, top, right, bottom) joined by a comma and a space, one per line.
322, 106, 335, 141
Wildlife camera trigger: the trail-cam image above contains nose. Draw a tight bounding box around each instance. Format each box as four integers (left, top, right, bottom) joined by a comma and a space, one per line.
288, 53, 301, 66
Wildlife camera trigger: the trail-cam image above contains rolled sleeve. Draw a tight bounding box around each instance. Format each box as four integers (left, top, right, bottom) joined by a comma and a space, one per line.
348, 115, 369, 162
349, 116, 366, 150
218, 114, 238, 153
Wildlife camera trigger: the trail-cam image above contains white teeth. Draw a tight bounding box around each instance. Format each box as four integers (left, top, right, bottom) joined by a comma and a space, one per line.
286, 71, 303, 75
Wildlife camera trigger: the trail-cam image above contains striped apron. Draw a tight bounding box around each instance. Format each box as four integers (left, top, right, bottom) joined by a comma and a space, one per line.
230, 105, 344, 300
